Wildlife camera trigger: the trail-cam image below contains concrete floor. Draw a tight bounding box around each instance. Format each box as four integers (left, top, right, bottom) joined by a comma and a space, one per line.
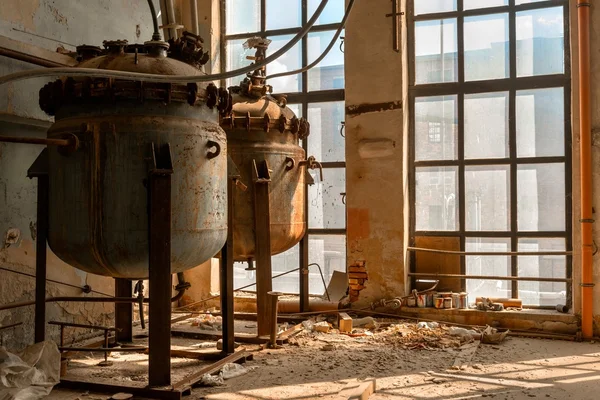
48, 326, 600, 400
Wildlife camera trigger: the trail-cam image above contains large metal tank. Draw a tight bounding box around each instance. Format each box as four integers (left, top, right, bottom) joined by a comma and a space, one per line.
38, 36, 228, 279
220, 39, 310, 262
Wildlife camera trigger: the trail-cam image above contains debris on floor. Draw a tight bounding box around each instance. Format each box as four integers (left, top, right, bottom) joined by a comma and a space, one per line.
0, 340, 61, 400
190, 315, 223, 331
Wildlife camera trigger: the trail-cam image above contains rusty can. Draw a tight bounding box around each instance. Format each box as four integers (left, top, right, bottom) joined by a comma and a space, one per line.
426, 293, 434, 307
417, 293, 426, 308
407, 297, 417, 307
443, 297, 453, 309
434, 297, 444, 309
459, 293, 468, 309
452, 293, 460, 308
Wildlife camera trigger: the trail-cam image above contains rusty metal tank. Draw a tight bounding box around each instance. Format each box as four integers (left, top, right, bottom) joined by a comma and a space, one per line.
220, 38, 311, 262
38, 36, 228, 279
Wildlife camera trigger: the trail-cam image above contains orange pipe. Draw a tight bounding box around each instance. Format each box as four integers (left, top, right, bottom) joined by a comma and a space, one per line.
578, 0, 594, 339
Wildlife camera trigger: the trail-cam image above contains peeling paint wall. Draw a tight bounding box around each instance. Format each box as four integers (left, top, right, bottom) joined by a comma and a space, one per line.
0, 0, 160, 351
344, 0, 406, 306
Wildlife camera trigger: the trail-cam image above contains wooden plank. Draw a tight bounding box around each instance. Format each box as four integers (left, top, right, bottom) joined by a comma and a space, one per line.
172, 351, 249, 391
58, 379, 186, 400
336, 379, 376, 400
277, 323, 304, 341
475, 297, 523, 308
415, 236, 461, 292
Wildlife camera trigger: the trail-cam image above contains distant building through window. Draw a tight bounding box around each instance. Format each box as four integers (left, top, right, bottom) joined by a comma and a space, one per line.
409, 0, 571, 307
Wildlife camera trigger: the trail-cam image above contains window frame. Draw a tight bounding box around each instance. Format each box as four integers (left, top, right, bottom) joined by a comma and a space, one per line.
407, 0, 572, 308
220, 0, 346, 305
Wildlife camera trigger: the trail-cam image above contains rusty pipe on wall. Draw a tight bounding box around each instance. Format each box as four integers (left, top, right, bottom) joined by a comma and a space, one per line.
578, 0, 594, 339
190, 0, 199, 35
0, 135, 72, 147
0, 47, 67, 68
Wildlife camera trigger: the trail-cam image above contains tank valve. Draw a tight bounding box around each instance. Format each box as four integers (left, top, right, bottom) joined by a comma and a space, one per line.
299, 156, 324, 182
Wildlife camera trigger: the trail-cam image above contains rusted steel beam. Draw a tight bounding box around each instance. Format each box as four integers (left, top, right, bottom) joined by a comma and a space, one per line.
172, 350, 249, 391
58, 379, 187, 400
220, 177, 235, 354
48, 321, 117, 331
253, 160, 273, 338
148, 143, 173, 387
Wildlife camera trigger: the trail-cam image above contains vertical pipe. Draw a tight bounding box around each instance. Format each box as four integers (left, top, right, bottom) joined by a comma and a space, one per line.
268, 291, 281, 348
190, 0, 199, 34
115, 278, 133, 343
34, 175, 48, 343
578, 0, 594, 339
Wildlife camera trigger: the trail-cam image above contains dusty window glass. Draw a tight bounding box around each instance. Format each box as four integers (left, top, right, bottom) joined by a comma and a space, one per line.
517, 163, 565, 232
516, 7, 564, 77
464, 13, 509, 81
518, 238, 566, 306
415, 96, 457, 161
308, 102, 345, 163
308, 31, 345, 91
233, 245, 300, 293
308, 0, 345, 25
415, 19, 457, 84
516, 88, 564, 158
308, 168, 346, 229
415, 0, 456, 15
416, 167, 458, 231
226, 0, 260, 34
466, 238, 511, 300
465, 166, 510, 231
226, 39, 251, 89
266, 0, 301, 30
268, 35, 302, 93
309, 235, 346, 295
464, 0, 508, 10
464, 92, 509, 159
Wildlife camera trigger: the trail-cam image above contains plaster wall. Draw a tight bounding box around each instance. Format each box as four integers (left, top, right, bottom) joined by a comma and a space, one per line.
344, 0, 406, 305
0, 0, 161, 350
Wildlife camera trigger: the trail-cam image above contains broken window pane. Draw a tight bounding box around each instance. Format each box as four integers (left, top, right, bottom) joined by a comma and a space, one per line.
464, 92, 509, 159
415, 0, 456, 15
415, 19, 458, 84
465, 166, 510, 231
308, 102, 345, 163
309, 235, 346, 295
517, 163, 565, 232
465, 13, 509, 81
415, 95, 457, 161
266, 0, 301, 30
226, 0, 260, 34
464, 0, 508, 10
416, 167, 458, 231
268, 35, 302, 93
308, 168, 346, 229
308, 30, 345, 91
518, 238, 567, 306
517, 7, 564, 77
516, 88, 564, 158
466, 237, 512, 301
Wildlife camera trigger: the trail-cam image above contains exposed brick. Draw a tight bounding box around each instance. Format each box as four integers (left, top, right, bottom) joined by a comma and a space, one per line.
352, 285, 366, 291
349, 266, 366, 273
349, 289, 360, 297
349, 272, 368, 279
349, 278, 359, 284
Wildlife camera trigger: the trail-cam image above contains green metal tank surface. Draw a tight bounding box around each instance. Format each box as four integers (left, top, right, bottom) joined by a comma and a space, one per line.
38, 38, 227, 279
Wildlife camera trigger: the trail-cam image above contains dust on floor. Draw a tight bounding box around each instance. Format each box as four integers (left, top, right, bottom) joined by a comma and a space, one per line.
48, 318, 600, 400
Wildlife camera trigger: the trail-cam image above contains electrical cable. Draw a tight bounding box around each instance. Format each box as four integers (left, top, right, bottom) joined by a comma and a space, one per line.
266, 0, 355, 81
146, 0, 162, 41
0, 0, 330, 86
0, 265, 113, 297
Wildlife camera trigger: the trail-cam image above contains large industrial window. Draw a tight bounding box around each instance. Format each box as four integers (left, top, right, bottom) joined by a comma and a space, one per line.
408, 0, 571, 307
223, 0, 346, 298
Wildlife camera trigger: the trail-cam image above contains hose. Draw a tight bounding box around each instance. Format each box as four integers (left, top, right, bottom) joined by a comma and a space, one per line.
0, 0, 330, 86
266, 0, 355, 81
146, 0, 162, 41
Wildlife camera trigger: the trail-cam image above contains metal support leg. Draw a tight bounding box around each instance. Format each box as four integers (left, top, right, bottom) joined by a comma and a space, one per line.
115, 278, 133, 343
28, 149, 49, 344
148, 143, 173, 387
253, 160, 273, 338
220, 177, 235, 354
268, 291, 281, 348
